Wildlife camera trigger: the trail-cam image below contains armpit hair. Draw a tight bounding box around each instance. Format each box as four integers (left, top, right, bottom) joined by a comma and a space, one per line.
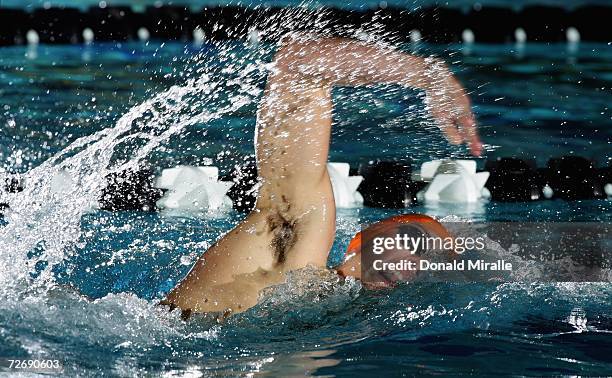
267, 211, 298, 265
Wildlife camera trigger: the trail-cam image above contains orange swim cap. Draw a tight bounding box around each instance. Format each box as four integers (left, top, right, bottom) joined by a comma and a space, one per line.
337, 214, 452, 287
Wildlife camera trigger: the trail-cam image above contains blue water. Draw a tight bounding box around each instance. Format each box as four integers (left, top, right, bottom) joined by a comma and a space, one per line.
0, 39, 611, 376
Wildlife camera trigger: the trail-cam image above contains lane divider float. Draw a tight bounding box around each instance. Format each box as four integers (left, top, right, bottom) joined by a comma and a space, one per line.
1, 155, 609, 216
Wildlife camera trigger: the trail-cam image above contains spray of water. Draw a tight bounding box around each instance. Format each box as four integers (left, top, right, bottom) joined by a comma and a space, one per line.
0, 46, 267, 297
0, 7, 447, 299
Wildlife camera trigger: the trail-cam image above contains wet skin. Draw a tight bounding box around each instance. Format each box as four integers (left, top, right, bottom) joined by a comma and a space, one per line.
162, 34, 482, 315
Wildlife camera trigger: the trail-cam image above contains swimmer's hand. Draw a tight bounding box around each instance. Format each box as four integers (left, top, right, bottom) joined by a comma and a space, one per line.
423, 61, 482, 157
274, 35, 483, 156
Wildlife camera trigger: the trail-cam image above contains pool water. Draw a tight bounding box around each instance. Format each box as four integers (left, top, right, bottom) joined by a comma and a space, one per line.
0, 36, 611, 375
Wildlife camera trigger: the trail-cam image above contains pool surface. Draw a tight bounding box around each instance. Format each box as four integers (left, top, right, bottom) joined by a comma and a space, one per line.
0, 36, 611, 375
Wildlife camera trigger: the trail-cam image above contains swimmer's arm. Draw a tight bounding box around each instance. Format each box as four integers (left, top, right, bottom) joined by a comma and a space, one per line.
274, 35, 482, 156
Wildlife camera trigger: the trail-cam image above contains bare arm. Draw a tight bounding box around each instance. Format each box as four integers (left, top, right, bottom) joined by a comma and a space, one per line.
273, 34, 482, 156
164, 35, 482, 315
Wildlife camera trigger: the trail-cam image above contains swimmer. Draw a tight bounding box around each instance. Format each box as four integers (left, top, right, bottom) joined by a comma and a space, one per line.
162, 33, 482, 316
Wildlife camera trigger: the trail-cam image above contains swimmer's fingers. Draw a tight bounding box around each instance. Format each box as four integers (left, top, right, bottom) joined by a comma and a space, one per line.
440, 121, 463, 145
445, 73, 483, 156
456, 113, 482, 156
435, 112, 482, 156
426, 74, 482, 155
432, 110, 462, 145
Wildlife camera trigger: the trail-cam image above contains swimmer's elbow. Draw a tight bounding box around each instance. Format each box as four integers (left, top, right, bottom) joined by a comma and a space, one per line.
273, 32, 324, 75
273, 34, 302, 73
277, 32, 318, 52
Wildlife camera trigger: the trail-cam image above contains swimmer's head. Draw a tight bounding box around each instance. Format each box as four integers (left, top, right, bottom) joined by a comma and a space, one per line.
336, 214, 451, 288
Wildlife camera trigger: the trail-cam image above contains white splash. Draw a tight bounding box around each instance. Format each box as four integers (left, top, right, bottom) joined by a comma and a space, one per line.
0, 54, 261, 297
